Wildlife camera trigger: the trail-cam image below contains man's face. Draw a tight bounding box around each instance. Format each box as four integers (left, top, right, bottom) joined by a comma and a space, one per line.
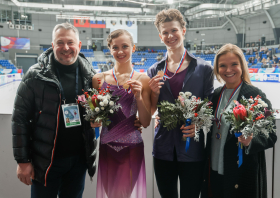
158, 20, 186, 51
52, 28, 81, 65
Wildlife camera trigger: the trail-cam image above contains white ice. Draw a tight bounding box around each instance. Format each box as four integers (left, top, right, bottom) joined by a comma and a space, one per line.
0, 81, 21, 114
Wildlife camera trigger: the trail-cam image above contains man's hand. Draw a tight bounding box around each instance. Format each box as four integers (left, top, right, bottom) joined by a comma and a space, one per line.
155, 115, 160, 129
148, 75, 164, 96
17, 163, 34, 185
134, 116, 143, 133
181, 124, 196, 138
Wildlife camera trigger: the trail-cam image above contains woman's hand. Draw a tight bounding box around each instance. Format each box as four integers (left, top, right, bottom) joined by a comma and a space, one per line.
148, 75, 164, 96
181, 124, 196, 138
238, 134, 253, 147
90, 119, 102, 128
126, 79, 143, 100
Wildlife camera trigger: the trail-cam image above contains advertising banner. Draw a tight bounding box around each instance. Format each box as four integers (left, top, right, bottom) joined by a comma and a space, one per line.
73, 19, 106, 28
249, 73, 280, 83
1, 37, 30, 52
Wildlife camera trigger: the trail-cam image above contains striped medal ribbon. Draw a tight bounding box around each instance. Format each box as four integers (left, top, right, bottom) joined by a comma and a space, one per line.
162, 48, 187, 81
215, 80, 243, 129
112, 67, 134, 94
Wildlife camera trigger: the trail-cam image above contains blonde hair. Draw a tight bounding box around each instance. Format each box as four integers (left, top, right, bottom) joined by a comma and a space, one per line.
154, 9, 186, 33
213, 43, 252, 85
107, 29, 134, 48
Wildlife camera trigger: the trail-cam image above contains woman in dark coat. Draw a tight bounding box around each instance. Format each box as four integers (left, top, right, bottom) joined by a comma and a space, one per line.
201, 44, 277, 198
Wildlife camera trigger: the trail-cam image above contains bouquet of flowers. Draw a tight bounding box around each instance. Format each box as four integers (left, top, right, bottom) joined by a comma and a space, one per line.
158, 92, 214, 152
224, 95, 277, 167
77, 85, 121, 138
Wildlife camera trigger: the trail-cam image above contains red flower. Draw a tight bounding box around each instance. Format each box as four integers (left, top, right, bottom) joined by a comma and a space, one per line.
256, 114, 265, 121
233, 101, 247, 121
192, 104, 198, 111
194, 113, 198, 117
91, 95, 99, 107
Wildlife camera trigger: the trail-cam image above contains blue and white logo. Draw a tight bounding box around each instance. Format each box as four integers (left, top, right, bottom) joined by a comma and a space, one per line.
126, 21, 133, 27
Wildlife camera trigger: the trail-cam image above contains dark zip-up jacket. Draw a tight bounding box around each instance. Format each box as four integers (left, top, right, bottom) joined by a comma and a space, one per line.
201, 82, 277, 198
12, 48, 97, 186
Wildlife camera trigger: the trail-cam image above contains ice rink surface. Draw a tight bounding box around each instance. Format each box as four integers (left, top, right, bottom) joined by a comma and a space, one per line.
0, 81, 21, 114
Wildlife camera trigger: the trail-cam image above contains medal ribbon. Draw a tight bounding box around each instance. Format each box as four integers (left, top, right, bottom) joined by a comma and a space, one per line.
112, 67, 134, 93
215, 81, 243, 129
184, 118, 192, 153
162, 48, 187, 81
235, 132, 243, 167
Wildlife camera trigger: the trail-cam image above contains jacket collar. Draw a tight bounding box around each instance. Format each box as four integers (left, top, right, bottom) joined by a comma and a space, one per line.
156, 49, 197, 69
156, 50, 198, 97
37, 48, 95, 87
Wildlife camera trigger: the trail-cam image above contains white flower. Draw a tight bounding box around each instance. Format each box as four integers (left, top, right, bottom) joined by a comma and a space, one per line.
106, 94, 111, 99
109, 101, 114, 106
95, 107, 100, 112
248, 99, 254, 103
179, 92, 184, 96
185, 92, 192, 97
101, 107, 104, 110
99, 102, 104, 106
257, 104, 262, 108
258, 98, 263, 103
97, 95, 102, 99
262, 103, 268, 108
103, 99, 109, 106
191, 96, 196, 100
109, 109, 114, 114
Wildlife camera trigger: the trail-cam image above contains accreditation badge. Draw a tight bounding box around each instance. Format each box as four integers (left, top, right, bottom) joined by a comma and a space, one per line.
61, 103, 81, 128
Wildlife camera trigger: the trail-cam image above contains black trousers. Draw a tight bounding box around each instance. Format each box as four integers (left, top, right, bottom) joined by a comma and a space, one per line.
154, 152, 204, 198
210, 169, 224, 198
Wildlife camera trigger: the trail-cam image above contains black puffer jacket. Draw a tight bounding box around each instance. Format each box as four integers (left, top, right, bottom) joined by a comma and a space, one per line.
12, 48, 97, 186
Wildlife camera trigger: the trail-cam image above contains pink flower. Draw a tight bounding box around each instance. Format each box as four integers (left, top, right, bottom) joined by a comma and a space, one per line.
77, 95, 86, 102
178, 96, 185, 107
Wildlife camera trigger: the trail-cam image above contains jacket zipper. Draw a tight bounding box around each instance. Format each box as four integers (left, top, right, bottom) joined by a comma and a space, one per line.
36, 73, 61, 187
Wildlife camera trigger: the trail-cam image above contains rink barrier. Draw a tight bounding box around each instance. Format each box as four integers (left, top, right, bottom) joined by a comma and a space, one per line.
0, 74, 22, 87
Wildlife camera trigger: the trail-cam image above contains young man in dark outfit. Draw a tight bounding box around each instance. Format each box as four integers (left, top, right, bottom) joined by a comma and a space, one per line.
12, 22, 97, 198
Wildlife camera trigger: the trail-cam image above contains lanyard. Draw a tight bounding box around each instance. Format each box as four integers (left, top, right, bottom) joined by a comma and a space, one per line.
215, 81, 243, 129
56, 66, 79, 104
162, 48, 187, 81
112, 67, 134, 90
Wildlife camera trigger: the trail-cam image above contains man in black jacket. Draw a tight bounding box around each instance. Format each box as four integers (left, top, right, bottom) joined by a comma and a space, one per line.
12, 22, 97, 198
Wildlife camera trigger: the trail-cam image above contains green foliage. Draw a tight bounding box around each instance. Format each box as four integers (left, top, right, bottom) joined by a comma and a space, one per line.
88, 99, 95, 110
158, 101, 185, 131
